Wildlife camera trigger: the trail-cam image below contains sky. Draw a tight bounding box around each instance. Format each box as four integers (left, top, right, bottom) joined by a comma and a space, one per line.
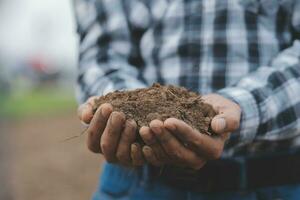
0, 0, 78, 68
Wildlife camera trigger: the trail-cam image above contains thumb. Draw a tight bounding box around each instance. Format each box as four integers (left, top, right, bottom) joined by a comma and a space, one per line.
211, 114, 240, 134
77, 102, 94, 124
77, 96, 100, 123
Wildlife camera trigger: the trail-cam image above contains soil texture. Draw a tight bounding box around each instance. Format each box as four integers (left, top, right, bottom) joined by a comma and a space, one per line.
93, 83, 216, 135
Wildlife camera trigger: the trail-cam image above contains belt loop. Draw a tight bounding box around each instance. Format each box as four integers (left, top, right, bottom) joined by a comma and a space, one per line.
234, 157, 247, 190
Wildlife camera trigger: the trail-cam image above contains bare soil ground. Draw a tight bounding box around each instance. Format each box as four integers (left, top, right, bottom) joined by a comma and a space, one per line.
0, 113, 103, 200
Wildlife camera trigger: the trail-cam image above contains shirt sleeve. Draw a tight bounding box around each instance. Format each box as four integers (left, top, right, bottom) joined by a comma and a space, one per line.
218, 2, 300, 146
74, 0, 149, 103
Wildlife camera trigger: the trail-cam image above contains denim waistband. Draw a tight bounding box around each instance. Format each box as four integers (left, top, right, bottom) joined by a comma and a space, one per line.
100, 163, 153, 195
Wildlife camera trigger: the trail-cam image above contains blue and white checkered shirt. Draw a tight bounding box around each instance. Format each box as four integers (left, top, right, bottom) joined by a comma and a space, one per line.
74, 0, 300, 157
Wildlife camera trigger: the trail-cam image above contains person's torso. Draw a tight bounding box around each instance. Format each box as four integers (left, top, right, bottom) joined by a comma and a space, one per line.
120, 0, 297, 156
127, 0, 294, 94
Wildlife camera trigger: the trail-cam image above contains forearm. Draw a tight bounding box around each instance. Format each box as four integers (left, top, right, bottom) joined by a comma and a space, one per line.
76, 59, 147, 103
74, 0, 149, 103
218, 40, 300, 146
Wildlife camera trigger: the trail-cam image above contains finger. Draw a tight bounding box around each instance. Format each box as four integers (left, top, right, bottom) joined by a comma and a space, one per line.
86, 103, 113, 153
78, 96, 99, 123
101, 111, 126, 163
116, 120, 137, 165
202, 94, 241, 134
211, 112, 240, 134
139, 126, 169, 162
164, 118, 224, 160
150, 120, 205, 169
142, 146, 163, 167
211, 101, 241, 134
131, 143, 144, 166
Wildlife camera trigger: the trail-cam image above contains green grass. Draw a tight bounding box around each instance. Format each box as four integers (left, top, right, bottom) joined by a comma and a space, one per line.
0, 87, 77, 118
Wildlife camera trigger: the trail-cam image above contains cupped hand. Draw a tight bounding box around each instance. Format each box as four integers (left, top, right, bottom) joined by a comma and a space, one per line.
202, 93, 241, 134
139, 93, 241, 169
140, 120, 206, 169
77, 96, 145, 167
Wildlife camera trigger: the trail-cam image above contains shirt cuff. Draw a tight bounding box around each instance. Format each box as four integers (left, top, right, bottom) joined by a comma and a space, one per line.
217, 87, 260, 145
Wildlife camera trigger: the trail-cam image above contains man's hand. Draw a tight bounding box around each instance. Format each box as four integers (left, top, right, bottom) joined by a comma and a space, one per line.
140, 94, 241, 169
78, 96, 145, 167
202, 94, 241, 134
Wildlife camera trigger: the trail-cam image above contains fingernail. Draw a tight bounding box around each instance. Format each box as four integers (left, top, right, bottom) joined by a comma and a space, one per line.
215, 117, 226, 132
82, 108, 90, 118
110, 112, 117, 124
131, 143, 138, 151
152, 126, 162, 134
127, 119, 136, 125
143, 146, 151, 154
111, 112, 124, 124
166, 124, 176, 131
97, 106, 102, 115
101, 106, 110, 118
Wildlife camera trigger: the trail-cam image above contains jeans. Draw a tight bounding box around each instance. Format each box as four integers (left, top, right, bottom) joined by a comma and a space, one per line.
92, 163, 300, 200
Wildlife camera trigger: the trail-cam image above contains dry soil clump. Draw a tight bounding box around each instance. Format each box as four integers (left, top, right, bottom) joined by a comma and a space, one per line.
93, 83, 216, 135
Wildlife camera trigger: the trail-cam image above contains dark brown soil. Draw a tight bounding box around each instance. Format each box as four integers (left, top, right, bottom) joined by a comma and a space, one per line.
93, 83, 216, 135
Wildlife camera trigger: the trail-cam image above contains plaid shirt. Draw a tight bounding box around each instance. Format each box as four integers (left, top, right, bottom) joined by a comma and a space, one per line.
75, 0, 300, 157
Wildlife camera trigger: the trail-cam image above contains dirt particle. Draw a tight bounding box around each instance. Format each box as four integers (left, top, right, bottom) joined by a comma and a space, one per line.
93, 83, 216, 136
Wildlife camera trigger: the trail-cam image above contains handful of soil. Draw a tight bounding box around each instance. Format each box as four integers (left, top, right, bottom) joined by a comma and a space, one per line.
93, 83, 216, 135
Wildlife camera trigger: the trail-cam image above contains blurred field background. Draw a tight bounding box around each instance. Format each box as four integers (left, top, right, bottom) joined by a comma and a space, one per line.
0, 0, 103, 199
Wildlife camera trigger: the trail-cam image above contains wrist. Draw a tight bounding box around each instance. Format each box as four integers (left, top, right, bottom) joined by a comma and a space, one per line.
217, 87, 259, 146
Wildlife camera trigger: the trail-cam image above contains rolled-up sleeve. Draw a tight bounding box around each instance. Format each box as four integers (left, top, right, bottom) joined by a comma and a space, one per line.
219, 38, 300, 146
